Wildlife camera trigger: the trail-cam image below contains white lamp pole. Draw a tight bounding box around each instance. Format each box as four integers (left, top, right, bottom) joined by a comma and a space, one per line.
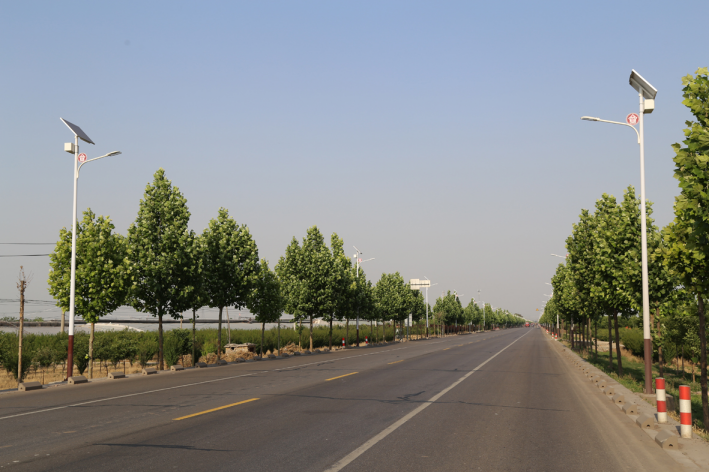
353, 246, 374, 347
580, 70, 657, 394
61, 118, 121, 378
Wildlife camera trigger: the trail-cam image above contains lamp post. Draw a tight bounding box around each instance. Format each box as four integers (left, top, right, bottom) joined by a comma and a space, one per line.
421, 278, 437, 339
581, 70, 657, 395
353, 246, 374, 347
61, 118, 121, 378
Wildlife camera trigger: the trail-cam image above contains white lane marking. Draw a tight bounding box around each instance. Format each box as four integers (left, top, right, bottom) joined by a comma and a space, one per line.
0, 331, 512, 422
325, 330, 530, 472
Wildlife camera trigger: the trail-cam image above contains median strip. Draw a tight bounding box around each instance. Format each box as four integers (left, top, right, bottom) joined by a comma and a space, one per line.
326, 372, 358, 381
173, 398, 259, 420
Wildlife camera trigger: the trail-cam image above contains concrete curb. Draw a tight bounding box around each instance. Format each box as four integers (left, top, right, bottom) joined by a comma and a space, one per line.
541, 328, 709, 470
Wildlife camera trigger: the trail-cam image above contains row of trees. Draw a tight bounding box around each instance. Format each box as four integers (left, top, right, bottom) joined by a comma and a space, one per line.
46, 168, 520, 377
432, 291, 523, 329
540, 67, 709, 430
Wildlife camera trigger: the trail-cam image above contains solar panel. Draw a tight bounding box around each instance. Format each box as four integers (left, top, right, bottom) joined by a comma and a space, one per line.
60, 118, 95, 144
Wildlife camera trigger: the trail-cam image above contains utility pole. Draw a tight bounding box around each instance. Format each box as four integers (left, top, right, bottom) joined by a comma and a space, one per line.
17, 267, 30, 386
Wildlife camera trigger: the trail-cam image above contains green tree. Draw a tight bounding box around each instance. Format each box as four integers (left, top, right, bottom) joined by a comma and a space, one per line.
201, 208, 259, 359
327, 233, 352, 350
589, 190, 641, 376
433, 291, 464, 327
663, 67, 709, 429
183, 231, 206, 366
249, 260, 285, 357
374, 272, 410, 340
275, 226, 335, 351
126, 169, 193, 370
48, 209, 128, 378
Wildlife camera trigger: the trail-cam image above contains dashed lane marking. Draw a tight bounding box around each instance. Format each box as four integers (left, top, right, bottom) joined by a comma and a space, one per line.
326, 372, 359, 381
173, 398, 259, 421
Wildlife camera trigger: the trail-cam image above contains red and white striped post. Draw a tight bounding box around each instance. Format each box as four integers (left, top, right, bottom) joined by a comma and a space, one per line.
655, 378, 667, 424
342, 337, 345, 348
679, 385, 692, 438
365, 336, 368, 345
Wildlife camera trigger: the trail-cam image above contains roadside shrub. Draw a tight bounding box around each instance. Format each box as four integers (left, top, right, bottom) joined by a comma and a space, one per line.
164, 329, 190, 367
73, 333, 90, 375
136, 332, 158, 368
0, 333, 33, 380
620, 328, 644, 357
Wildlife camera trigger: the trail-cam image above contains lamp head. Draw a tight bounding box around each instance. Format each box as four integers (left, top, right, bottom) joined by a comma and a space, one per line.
581, 116, 599, 121
629, 70, 657, 100
107, 151, 122, 157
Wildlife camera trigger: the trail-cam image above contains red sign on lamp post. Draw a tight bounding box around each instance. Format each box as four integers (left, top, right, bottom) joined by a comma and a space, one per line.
77, 153, 87, 163
626, 113, 639, 126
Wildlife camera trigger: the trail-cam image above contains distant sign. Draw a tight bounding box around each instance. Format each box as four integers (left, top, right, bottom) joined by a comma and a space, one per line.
626, 113, 639, 126
409, 279, 431, 290
78, 153, 87, 163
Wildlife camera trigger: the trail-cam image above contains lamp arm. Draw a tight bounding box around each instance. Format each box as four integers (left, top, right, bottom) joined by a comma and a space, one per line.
590, 119, 640, 143
77, 152, 121, 175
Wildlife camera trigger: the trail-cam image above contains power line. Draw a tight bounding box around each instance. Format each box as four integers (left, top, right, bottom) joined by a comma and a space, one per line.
0, 254, 49, 257
0, 243, 55, 245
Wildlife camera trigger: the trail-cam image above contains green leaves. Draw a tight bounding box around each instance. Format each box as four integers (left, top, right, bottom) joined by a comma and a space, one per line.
665, 68, 709, 295
202, 208, 259, 311
48, 209, 127, 324
126, 169, 193, 319
373, 272, 410, 323
249, 259, 284, 324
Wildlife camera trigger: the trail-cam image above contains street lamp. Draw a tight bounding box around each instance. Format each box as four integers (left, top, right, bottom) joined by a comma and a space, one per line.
422, 277, 437, 339
580, 70, 657, 395
353, 246, 374, 347
61, 118, 122, 379
551, 253, 567, 259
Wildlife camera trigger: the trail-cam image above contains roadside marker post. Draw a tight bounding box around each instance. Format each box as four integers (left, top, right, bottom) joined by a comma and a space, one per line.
679, 385, 692, 438
656, 378, 667, 424
342, 338, 345, 348
365, 336, 368, 345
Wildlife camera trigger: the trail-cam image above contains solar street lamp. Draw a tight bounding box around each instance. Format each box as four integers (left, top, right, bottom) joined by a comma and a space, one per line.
61, 118, 122, 378
580, 70, 657, 395
353, 246, 374, 347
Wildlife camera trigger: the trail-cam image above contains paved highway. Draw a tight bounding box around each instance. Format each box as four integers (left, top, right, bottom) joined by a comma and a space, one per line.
0, 328, 682, 471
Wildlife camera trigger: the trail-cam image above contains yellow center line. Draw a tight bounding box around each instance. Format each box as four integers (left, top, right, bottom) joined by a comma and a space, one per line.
443, 347, 452, 350
173, 398, 259, 421
388, 360, 404, 364
326, 372, 358, 381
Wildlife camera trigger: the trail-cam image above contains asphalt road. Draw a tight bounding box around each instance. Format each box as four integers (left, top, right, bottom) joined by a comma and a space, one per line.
0, 328, 683, 471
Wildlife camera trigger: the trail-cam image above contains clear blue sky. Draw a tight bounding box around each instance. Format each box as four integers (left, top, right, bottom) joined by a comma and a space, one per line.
1, 1, 707, 320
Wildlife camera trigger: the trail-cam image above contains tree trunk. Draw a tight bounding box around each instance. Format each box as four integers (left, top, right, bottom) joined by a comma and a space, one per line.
609, 316, 613, 372
261, 322, 265, 357
370, 320, 373, 343
613, 310, 623, 376
158, 314, 164, 370
329, 317, 333, 350
570, 317, 575, 350
277, 318, 281, 356
594, 319, 598, 358
345, 317, 349, 347
217, 306, 223, 360
192, 309, 196, 366
309, 316, 313, 351
697, 294, 709, 434
61, 310, 65, 334
89, 322, 95, 379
